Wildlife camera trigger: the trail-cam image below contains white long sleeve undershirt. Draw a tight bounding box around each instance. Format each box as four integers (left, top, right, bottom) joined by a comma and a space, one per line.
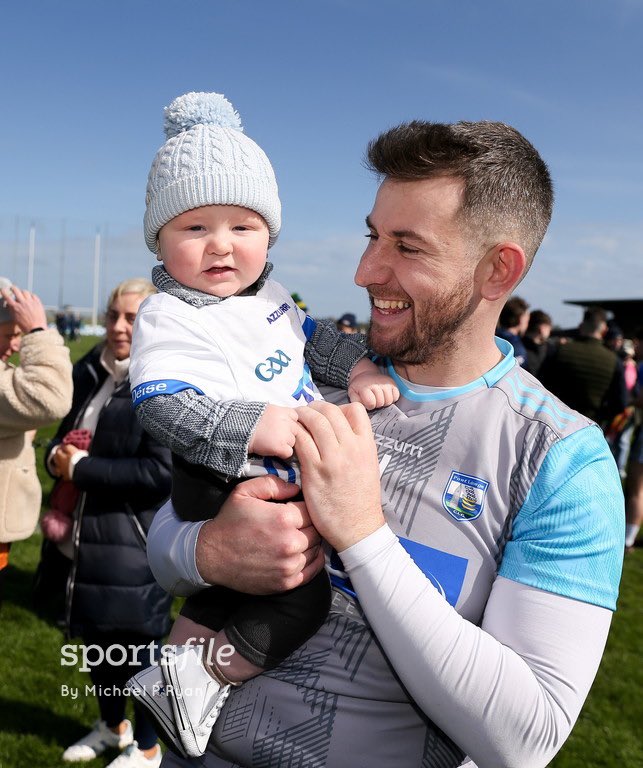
340, 525, 613, 768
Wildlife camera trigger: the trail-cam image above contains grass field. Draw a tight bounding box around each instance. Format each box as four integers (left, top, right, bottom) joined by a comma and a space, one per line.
0, 335, 641, 767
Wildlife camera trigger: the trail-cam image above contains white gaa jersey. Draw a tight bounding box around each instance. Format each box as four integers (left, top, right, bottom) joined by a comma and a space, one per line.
129, 279, 322, 408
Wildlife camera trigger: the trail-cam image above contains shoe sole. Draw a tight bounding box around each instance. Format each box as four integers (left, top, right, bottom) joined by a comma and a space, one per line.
126, 670, 187, 759
161, 654, 202, 756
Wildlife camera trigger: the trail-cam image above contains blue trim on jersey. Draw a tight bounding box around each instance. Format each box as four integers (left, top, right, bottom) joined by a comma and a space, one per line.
504, 372, 579, 430
302, 315, 317, 340
262, 457, 297, 484
385, 337, 516, 402
329, 539, 468, 607
131, 379, 205, 406
499, 425, 624, 610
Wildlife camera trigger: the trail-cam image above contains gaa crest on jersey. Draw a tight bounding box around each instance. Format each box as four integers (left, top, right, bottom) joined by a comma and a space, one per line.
442, 471, 488, 522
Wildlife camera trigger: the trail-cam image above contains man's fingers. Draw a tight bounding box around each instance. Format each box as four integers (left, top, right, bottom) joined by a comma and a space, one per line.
297, 400, 358, 446
299, 522, 322, 551
338, 401, 374, 436
293, 420, 322, 464
232, 474, 301, 503
298, 547, 326, 586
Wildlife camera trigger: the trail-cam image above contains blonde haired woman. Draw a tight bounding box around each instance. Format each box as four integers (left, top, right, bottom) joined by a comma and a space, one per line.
46, 279, 172, 767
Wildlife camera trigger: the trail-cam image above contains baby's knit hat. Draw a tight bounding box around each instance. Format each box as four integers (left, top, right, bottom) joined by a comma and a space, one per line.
0, 277, 14, 324
144, 92, 281, 253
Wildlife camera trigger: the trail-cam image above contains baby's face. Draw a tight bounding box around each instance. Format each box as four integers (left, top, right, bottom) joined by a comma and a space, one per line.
158, 205, 269, 297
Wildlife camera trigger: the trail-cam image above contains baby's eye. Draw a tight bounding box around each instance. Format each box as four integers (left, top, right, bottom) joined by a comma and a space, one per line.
188, 225, 205, 232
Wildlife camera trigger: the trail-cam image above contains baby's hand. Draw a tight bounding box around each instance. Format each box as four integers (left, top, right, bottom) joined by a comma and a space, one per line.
348, 357, 400, 410
249, 404, 299, 459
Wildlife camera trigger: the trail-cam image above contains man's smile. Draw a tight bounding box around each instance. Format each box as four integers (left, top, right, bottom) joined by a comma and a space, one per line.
372, 297, 411, 313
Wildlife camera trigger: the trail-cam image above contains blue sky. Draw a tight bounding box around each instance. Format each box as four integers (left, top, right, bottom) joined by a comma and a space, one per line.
1, 0, 642, 327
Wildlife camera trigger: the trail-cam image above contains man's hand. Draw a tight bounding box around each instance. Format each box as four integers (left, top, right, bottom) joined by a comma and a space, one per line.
0, 286, 47, 333
295, 401, 385, 552
195, 474, 325, 594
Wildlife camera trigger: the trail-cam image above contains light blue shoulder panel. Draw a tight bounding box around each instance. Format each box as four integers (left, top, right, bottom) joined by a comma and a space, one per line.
499, 425, 625, 610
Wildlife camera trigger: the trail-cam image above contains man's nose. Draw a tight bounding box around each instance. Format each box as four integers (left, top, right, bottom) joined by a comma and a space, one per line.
355, 246, 389, 287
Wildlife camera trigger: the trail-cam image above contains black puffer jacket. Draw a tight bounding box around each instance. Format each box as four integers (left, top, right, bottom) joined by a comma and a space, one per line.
48, 343, 173, 638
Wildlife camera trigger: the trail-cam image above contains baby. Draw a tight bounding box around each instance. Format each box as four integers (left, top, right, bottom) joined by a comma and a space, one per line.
127, 92, 398, 758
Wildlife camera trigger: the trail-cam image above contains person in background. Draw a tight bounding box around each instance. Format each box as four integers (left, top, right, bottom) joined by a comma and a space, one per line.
336, 312, 359, 333
620, 339, 638, 393
604, 323, 624, 355
604, 336, 638, 480
624, 328, 643, 552
540, 306, 627, 426
522, 308, 553, 378
496, 295, 530, 367
0, 277, 72, 606
49, 278, 172, 768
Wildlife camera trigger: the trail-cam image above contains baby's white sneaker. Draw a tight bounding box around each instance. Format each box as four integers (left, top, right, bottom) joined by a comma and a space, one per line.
161, 645, 231, 757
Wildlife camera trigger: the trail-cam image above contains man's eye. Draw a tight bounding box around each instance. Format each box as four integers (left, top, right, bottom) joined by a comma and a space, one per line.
364, 233, 378, 241
398, 243, 419, 255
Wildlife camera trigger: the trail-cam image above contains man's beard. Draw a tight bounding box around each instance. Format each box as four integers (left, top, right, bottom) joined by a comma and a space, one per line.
367, 280, 477, 365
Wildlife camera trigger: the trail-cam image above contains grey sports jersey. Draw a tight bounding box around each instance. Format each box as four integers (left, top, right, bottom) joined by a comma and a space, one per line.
161, 340, 623, 768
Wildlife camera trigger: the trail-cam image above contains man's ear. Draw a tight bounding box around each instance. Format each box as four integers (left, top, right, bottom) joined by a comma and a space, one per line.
478, 242, 526, 302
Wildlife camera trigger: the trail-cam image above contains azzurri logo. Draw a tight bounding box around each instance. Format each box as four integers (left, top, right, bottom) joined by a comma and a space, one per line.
266, 302, 291, 324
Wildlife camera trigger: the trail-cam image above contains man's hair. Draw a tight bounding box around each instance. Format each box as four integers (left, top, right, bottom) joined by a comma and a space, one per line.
499, 296, 529, 329
580, 306, 608, 335
527, 309, 552, 332
107, 277, 156, 310
365, 121, 553, 265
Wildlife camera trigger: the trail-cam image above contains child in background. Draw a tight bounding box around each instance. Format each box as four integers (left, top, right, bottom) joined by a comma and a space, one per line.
127, 92, 398, 758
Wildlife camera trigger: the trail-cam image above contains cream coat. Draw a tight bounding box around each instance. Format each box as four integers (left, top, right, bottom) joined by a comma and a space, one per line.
0, 329, 72, 542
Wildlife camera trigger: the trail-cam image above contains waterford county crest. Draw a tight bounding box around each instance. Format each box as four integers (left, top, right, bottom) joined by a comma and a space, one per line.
442, 471, 489, 522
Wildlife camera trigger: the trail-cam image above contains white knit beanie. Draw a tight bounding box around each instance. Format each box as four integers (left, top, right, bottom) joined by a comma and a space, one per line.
144, 92, 281, 253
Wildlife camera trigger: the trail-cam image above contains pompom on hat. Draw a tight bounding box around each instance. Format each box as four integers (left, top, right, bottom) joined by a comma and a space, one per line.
144, 92, 281, 253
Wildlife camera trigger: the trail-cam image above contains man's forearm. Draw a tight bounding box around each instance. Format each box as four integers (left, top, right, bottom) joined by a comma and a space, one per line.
341, 527, 612, 768
146, 501, 208, 596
